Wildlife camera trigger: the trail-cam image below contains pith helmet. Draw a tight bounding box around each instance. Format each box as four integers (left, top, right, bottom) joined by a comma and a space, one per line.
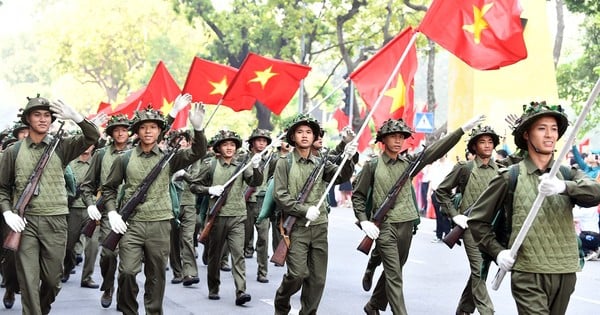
11, 121, 28, 138
466, 125, 500, 154
247, 128, 272, 148
19, 94, 56, 125
105, 114, 130, 135
284, 113, 320, 146
211, 129, 242, 154
512, 101, 569, 150
375, 118, 413, 143
129, 106, 166, 134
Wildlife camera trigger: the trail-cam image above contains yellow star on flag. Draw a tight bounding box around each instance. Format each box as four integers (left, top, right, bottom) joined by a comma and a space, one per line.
248, 66, 278, 89
160, 98, 173, 114
462, 2, 494, 44
384, 74, 407, 114
209, 76, 229, 96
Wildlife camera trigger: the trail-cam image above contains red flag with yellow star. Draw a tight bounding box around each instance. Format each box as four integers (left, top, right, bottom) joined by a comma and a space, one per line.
418, 0, 527, 70
223, 53, 311, 115
349, 27, 418, 129
182, 57, 256, 111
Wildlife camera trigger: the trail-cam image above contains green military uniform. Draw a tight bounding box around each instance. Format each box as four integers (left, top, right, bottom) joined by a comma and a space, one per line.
0, 115, 99, 314
64, 154, 100, 287
353, 125, 465, 315
101, 108, 207, 315
190, 151, 263, 300
0, 150, 19, 309
273, 113, 355, 315
435, 157, 498, 315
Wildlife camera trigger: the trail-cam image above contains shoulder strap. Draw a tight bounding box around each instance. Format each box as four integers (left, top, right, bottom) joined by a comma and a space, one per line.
10, 141, 22, 164
457, 160, 475, 194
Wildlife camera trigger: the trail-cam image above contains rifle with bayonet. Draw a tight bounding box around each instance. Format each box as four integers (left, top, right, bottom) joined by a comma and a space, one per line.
102, 137, 183, 251
3, 121, 66, 251
357, 149, 426, 255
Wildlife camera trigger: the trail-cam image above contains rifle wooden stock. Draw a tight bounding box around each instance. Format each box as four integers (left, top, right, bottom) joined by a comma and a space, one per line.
3, 122, 65, 251
81, 196, 105, 238
102, 138, 183, 251
356, 149, 426, 255
442, 225, 465, 249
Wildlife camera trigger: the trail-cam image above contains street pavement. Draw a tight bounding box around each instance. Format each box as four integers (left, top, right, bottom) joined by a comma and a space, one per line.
6, 206, 600, 314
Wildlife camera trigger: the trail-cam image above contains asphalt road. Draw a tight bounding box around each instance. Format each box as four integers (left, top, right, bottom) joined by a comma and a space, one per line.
6, 206, 600, 314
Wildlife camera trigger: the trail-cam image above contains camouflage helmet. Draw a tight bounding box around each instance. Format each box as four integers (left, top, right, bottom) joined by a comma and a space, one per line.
375, 118, 413, 143
105, 114, 130, 136
129, 106, 166, 134
466, 125, 500, 154
511, 101, 569, 150
211, 129, 242, 154
247, 128, 272, 148
11, 121, 29, 138
284, 113, 321, 146
19, 94, 56, 125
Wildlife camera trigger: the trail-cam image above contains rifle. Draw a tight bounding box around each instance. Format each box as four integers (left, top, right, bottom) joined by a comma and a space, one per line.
442, 207, 472, 249
357, 149, 426, 255
198, 154, 251, 245
80, 195, 105, 238
243, 150, 274, 202
3, 122, 66, 251
270, 149, 331, 266
102, 137, 183, 251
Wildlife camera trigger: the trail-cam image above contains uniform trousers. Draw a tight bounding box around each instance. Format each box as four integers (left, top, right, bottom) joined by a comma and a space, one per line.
207, 216, 246, 295
511, 271, 576, 315
245, 199, 269, 277
169, 205, 199, 278
457, 229, 494, 314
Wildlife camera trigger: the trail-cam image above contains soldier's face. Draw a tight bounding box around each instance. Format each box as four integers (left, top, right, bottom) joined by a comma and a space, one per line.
524, 116, 558, 155
16, 129, 29, 140
111, 126, 129, 145
26, 109, 52, 135
292, 125, 314, 149
383, 133, 405, 154
137, 122, 160, 145
253, 138, 268, 152
475, 135, 495, 158
219, 140, 237, 158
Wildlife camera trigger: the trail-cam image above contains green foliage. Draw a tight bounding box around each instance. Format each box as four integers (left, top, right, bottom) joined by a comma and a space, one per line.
563, 0, 600, 15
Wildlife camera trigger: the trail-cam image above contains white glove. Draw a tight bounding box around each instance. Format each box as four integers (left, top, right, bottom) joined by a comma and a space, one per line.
49, 99, 84, 123
341, 126, 356, 143
496, 249, 515, 272
343, 141, 358, 158
108, 211, 127, 234
305, 206, 320, 221
271, 137, 282, 149
452, 214, 469, 229
251, 154, 262, 169
461, 114, 486, 132
189, 102, 206, 131
208, 185, 225, 197
2, 211, 26, 233
169, 93, 192, 118
90, 112, 109, 127
172, 169, 187, 181
360, 221, 380, 240
538, 173, 566, 196
87, 205, 102, 221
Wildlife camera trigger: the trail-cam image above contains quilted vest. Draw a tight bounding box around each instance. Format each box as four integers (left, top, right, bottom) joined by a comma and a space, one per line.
211, 159, 249, 217
287, 155, 328, 225
459, 163, 498, 213
373, 158, 418, 223
100, 146, 123, 185
69, 160, 90, 208
122, 151, 172, 221
15, 140, 68, 215
510, 165, 579, 273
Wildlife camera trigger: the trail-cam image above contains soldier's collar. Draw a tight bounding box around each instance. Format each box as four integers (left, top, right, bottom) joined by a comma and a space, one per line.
523, 155, 555, 175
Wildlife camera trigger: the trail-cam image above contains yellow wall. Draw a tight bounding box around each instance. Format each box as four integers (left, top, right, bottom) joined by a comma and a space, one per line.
447, 0, 558, 160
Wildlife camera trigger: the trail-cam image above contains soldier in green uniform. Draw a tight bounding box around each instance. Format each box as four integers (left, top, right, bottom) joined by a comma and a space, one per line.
469, 102, 600, 314
353, 115, 484, 315
189, 129, 262, 305
63, 144, 100, 289
101, 96, 207, 315
434, 125, 501, 315
0, 95, 100, 315
80, 113, 131, 308
273, 114, 357, 315
243, 128, 275, 283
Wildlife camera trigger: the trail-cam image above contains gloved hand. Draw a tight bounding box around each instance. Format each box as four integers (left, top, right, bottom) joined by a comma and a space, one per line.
344, 141, 358, 158
496, 249, 515, 272
49, 99, 84, 123
87, 205, 102, 221
3, 211, 26, 233
305, 206, 320, 221
172, 169, 187, 181
189, 102, 206, 131
341, 126, 356, 143
169, 93, 192, 118
271, 137, 281, 149
107, 211, 127, 234
251, 154, 262, 169
208, 185, 224, 197
452, 214, 469, 229
538, 173, 566, 196
461, 114, 486, 133
360, 221, 380, 240
90, 112, 108, 127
